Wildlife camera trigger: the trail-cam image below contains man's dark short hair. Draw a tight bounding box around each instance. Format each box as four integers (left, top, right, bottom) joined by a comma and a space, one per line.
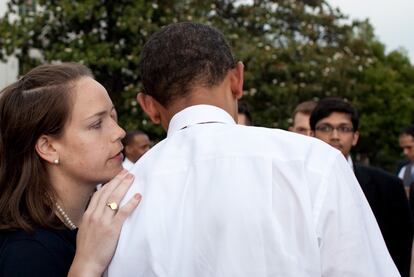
139, 22, 236, 106
309, 97, 359, 131
400, 125, 414, 137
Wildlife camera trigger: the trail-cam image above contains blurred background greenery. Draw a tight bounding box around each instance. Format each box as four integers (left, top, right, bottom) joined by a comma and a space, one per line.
1, 0, 413, 171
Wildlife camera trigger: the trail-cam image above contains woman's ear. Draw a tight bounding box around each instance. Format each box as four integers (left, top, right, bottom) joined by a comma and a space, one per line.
35, 135, 59, 164
137, 92, 161, 124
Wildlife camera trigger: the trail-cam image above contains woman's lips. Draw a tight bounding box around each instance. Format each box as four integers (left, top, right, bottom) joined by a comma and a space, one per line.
111, 152, 124, 162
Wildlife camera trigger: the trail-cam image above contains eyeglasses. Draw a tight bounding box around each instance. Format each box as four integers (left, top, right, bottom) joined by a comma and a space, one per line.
315, 124, 354, 134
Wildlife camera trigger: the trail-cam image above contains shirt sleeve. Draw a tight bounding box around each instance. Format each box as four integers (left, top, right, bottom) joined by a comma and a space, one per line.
0, 239, 68, 277
316, 154, 400, 277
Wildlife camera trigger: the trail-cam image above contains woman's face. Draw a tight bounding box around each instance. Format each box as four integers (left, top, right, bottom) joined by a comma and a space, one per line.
54, 77, 125, 185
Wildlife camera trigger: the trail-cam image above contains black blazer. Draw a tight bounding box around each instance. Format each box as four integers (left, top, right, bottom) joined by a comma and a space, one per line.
354, 164, 413, 277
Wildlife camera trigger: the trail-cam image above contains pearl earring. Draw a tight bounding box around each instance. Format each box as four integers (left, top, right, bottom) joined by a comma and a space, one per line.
53, 159, 59, 164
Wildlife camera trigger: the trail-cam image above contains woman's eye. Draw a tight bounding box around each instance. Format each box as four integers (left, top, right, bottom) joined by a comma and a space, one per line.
90, 120, 102, 129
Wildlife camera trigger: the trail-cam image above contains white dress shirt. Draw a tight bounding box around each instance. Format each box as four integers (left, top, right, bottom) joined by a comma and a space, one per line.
347, 155, 354, 170
107, 105, 398, 277
122, 157, 135, 171
398, 164, 414, 181
398, 165, 409, 179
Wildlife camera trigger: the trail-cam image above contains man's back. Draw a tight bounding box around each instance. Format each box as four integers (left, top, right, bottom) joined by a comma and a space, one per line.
108, 105, 398, 277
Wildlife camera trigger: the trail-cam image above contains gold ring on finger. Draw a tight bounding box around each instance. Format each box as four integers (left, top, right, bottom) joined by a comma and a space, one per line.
106, 202, 118, 211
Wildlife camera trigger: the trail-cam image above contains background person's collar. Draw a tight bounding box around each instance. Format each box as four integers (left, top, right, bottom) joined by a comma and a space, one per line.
167, 105, 236, 137
347, 155, 354, 171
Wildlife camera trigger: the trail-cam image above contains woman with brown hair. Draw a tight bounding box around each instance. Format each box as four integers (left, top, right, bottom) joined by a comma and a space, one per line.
0, 63, 141, 276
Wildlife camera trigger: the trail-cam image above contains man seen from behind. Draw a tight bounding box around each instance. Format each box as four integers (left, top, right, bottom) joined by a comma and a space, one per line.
108, 22, 399, 277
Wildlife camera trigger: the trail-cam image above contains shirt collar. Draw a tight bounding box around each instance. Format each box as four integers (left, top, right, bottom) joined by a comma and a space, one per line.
347, 155, 354, 171
167, 105, 236, 137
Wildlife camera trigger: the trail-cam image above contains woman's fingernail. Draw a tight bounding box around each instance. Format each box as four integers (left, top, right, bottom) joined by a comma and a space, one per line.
134, 193, 142, 200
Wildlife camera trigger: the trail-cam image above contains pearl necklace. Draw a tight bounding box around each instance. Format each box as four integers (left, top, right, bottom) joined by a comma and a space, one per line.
55, 202, 77, 230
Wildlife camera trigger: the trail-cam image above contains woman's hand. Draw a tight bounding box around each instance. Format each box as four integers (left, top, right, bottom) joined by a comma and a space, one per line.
68, 170, 141, 277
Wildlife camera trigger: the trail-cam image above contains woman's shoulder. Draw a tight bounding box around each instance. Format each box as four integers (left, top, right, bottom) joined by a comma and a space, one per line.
1, 226, 76, 249
1, 228, 52, 256
0, 227, 77, 276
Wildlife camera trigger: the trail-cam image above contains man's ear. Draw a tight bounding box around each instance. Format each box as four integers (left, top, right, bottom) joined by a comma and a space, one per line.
35, 135, 59, 164
352, 130, 360, 146
230, 61, 244, 100
137, 93, 161, 124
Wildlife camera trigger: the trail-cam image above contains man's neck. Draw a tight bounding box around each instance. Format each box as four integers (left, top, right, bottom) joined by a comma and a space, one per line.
162, 89, 237, 131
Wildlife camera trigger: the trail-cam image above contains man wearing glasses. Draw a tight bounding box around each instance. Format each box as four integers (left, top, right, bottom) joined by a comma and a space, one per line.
310, 97, 413, 277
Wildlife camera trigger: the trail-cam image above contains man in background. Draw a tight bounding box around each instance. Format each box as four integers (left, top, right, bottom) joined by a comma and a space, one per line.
288, 100, 317, 136
398, 125, 414, 196
237, 102, 252, 126
310, 97, 413, 277
121, 130, 150, 170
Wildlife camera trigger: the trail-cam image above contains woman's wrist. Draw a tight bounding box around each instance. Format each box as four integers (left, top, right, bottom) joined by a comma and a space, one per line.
68, 255, 103, 277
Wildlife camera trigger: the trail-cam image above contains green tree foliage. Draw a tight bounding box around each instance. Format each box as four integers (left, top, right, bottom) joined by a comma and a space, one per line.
1, 0, 413, 170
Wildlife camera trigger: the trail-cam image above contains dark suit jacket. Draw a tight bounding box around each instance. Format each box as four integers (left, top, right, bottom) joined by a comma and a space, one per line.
354, 164, 413, 277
